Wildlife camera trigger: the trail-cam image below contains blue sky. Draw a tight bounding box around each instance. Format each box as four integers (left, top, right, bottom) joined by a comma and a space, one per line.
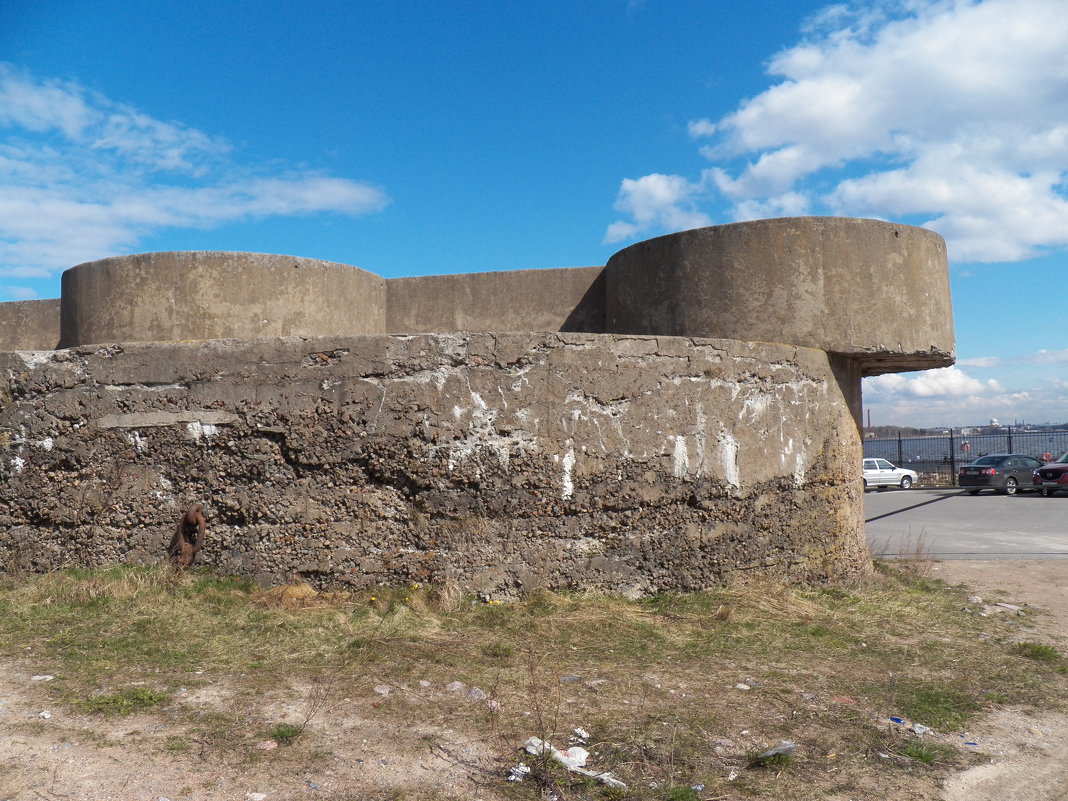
2, 0, 1066, 429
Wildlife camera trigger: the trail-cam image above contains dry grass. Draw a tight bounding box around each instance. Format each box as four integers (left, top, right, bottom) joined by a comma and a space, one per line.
0, 562, 1062, 800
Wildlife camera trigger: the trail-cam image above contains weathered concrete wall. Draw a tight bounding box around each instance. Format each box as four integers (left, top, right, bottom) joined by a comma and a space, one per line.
0, 300, 60, 350
606, 217, 954, 375
387, 266, 605, 334
59, 252, 386, 347
0, 334, 867, 596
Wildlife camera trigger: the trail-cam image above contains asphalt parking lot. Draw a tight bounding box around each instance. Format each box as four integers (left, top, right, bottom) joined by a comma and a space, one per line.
865, 486, 1068, 559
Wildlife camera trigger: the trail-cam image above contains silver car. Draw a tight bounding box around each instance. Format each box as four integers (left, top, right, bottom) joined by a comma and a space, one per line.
863, 458, 918, 490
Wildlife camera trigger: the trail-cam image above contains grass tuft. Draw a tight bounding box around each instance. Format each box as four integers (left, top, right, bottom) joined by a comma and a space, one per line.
269, 722, 304, 745
1010, 641, 1062, 662
901, 738, 957, 765
78, 687, 170, 716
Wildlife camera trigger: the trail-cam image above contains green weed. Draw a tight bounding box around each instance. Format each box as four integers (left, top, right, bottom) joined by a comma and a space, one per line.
1011, 641, 1062, 662
78, 687, 170, 716
901, 738, 957, 765
888, 681, 981, 731
269, 722, 304, 745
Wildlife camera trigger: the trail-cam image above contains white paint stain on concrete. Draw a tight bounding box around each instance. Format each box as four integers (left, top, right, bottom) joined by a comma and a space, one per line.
126, 431, 146, 454
444, 391, 536, 471
693, 405, 709, 478
719, 431, 740, 488
15, 351, 51, 368
559, 446, 576, 499
742, 394, 771, 420
672, 435, 689, 478
187, 421, 218, 441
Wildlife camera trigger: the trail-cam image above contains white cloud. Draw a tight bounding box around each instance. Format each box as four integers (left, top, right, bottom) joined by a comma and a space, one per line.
957, 356, 1002, 368
606, 0, 1068, 262
0, 64, 389, 280
860, 363, 1068, 427
687, 118, 716, 138
1033, 349, 1068, 365
1, 285, 37, 300
865, 366, 1001, 398
604, 173, 712, 243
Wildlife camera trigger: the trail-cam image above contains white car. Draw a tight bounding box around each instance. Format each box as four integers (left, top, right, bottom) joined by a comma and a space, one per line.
862, 458, 918, 490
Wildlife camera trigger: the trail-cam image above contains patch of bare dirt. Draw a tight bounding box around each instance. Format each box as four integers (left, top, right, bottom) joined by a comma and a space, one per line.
0, 671, 501, 801
932, 559, 1068, 801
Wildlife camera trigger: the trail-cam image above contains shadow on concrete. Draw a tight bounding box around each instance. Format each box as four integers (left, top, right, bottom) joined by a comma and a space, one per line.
864, 489, 963, 523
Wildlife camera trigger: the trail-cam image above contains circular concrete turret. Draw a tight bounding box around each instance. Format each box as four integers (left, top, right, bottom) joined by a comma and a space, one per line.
605, 217, 953, 375
59, 252, 386, 347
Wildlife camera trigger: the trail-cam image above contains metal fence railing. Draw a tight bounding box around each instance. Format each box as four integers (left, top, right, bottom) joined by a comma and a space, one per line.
862, 428, 1068, 486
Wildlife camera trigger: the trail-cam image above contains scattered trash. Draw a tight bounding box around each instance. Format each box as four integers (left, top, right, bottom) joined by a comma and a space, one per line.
570, 727, 590, 743
995, 602, 1024, 613
691, 783, 704, 791
30, 675, 54, 682
523, 736, 627, 790
507, 763, 531, 782
38, 711, 52, 719
254, 740, 278, 751
968, 595, 983, 604
964, 741, 978, 746
373, 685, 390, 697
305, 780, 321, 790
245, 794, 267, 801
753, 740, 796, 763
735, 683, 751, 691
727, 769, 739, 781
890, 716, 933, 735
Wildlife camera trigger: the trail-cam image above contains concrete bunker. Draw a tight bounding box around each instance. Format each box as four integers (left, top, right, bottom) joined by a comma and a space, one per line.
0, 217, 953, 594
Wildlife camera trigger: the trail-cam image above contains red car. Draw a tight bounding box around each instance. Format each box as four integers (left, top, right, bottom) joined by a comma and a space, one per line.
1034, 452, 1068, 496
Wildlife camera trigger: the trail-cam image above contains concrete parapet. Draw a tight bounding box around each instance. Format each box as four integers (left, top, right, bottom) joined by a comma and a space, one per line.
59, 251, 386, 347
0, 299, 61, 350
5, 217, 952, 381
605, 217, 953, 374
387, 265, 604, 334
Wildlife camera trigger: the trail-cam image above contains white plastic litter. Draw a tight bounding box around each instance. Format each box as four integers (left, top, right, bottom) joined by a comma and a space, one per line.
523, 737, 627, 790
507, 763, 531, 782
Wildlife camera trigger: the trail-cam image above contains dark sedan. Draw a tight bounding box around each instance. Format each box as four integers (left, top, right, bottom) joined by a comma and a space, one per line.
958, 454, 1044, 495
1034, 452, 1068, 496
